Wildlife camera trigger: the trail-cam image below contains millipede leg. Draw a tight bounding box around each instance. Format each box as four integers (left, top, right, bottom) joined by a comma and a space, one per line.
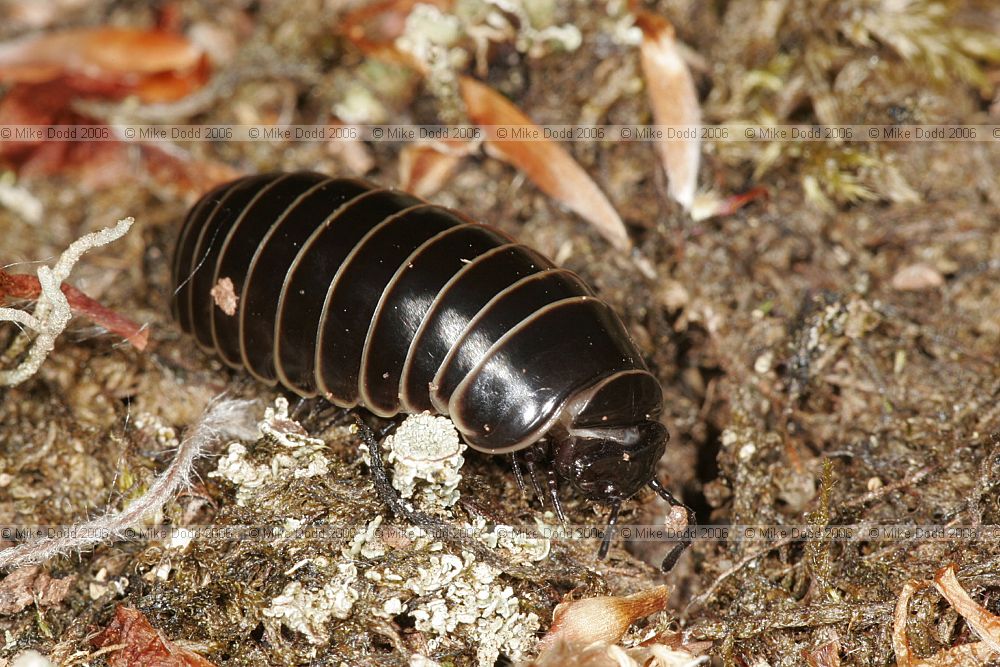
545, 468, 567, 523
597, 501, 622, 560
510, 454, 527, 494
377, 420, 399, 440
523, 455, 546, 506
355, 415, 413, 519
290, 396, 311, 420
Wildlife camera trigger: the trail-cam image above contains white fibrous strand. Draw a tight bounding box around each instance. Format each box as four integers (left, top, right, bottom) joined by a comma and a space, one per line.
0, 398, 258, 570
0, 217, 133, 387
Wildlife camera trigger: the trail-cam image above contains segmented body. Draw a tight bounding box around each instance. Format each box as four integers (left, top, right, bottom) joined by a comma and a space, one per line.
171, 171, 662, 454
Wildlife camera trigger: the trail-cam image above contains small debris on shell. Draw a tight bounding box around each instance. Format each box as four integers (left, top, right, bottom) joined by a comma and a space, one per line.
210, 276, 238, 316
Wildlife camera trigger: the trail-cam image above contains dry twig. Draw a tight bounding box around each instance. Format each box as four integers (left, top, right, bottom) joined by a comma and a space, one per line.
0, 218, 142, 386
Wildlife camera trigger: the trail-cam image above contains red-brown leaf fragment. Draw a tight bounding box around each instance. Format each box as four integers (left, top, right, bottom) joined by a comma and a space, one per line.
459, 76, 630, 251
399, 138, 476, 198
0, 26, 217, 189
933, 564, 1000, 653
635, 10, 702, 212
0, 269, 148, 350
0, 566, 75, 616
92, 605, 218, 667
0, 28, 207, 102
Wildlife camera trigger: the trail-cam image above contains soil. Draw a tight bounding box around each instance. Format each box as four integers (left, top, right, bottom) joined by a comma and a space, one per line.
1, 1, 999, 665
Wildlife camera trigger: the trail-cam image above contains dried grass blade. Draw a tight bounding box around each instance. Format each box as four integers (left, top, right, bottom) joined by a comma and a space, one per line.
635, 11, 701, 212
459, 75, 630, 251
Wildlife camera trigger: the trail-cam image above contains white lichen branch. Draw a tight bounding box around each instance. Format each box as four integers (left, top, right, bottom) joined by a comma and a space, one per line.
0, 397, 258, 571
0, 217, 134, 387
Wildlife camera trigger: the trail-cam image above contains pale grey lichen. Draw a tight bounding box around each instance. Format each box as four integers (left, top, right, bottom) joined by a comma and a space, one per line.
395, 5, 466, 113
397, 4, 463, 55
393, 1, 581, 119
365, 545, 540, 665
332, 81, 389, 125
472, 515, 551, 562
376, 412, 466, 510
345, 515, 387, 559
9, 650, 55, 667
209, 397, 330, 505
356, 413, 546, 664
131, 413, 181, 450
404, 553, 540, 665
262, 560, 360, 645
210, 442, 271, 505
480, 0, 582, 56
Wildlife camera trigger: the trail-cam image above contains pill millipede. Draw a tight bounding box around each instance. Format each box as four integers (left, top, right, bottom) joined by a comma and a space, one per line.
172, 171, 693, 570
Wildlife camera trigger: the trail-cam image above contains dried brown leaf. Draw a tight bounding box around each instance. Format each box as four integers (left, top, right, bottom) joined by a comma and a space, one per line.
532, 638, 702, 667
916, 644, 996, 667
92, 605, 218, 667
933, 565, 1000, 653
635, 11, 701, 212
459, 76, 630, 251
0, 566, 75, 615
538, 585, 670, 652
893, 571, 999, 667
0, 28, 208, 102
893, 579, 924, 666
399, 139, 476, 197
327, 122, 376, 176
530, 640, 635, 667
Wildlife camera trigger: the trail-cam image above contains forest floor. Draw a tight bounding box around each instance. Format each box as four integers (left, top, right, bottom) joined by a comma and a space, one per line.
1, 1, 999, 666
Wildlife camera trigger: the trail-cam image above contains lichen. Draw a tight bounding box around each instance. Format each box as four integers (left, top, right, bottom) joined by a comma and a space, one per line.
209, 397, 330, 506
381, 412, 466, 510
402, 551, 541, 665
472, 515, 552, 562
262, 560, 360, 644
355, 413, 547, 664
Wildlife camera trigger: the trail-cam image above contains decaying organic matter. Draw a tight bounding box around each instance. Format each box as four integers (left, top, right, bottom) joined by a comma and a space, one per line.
1, 1, 1000, 666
